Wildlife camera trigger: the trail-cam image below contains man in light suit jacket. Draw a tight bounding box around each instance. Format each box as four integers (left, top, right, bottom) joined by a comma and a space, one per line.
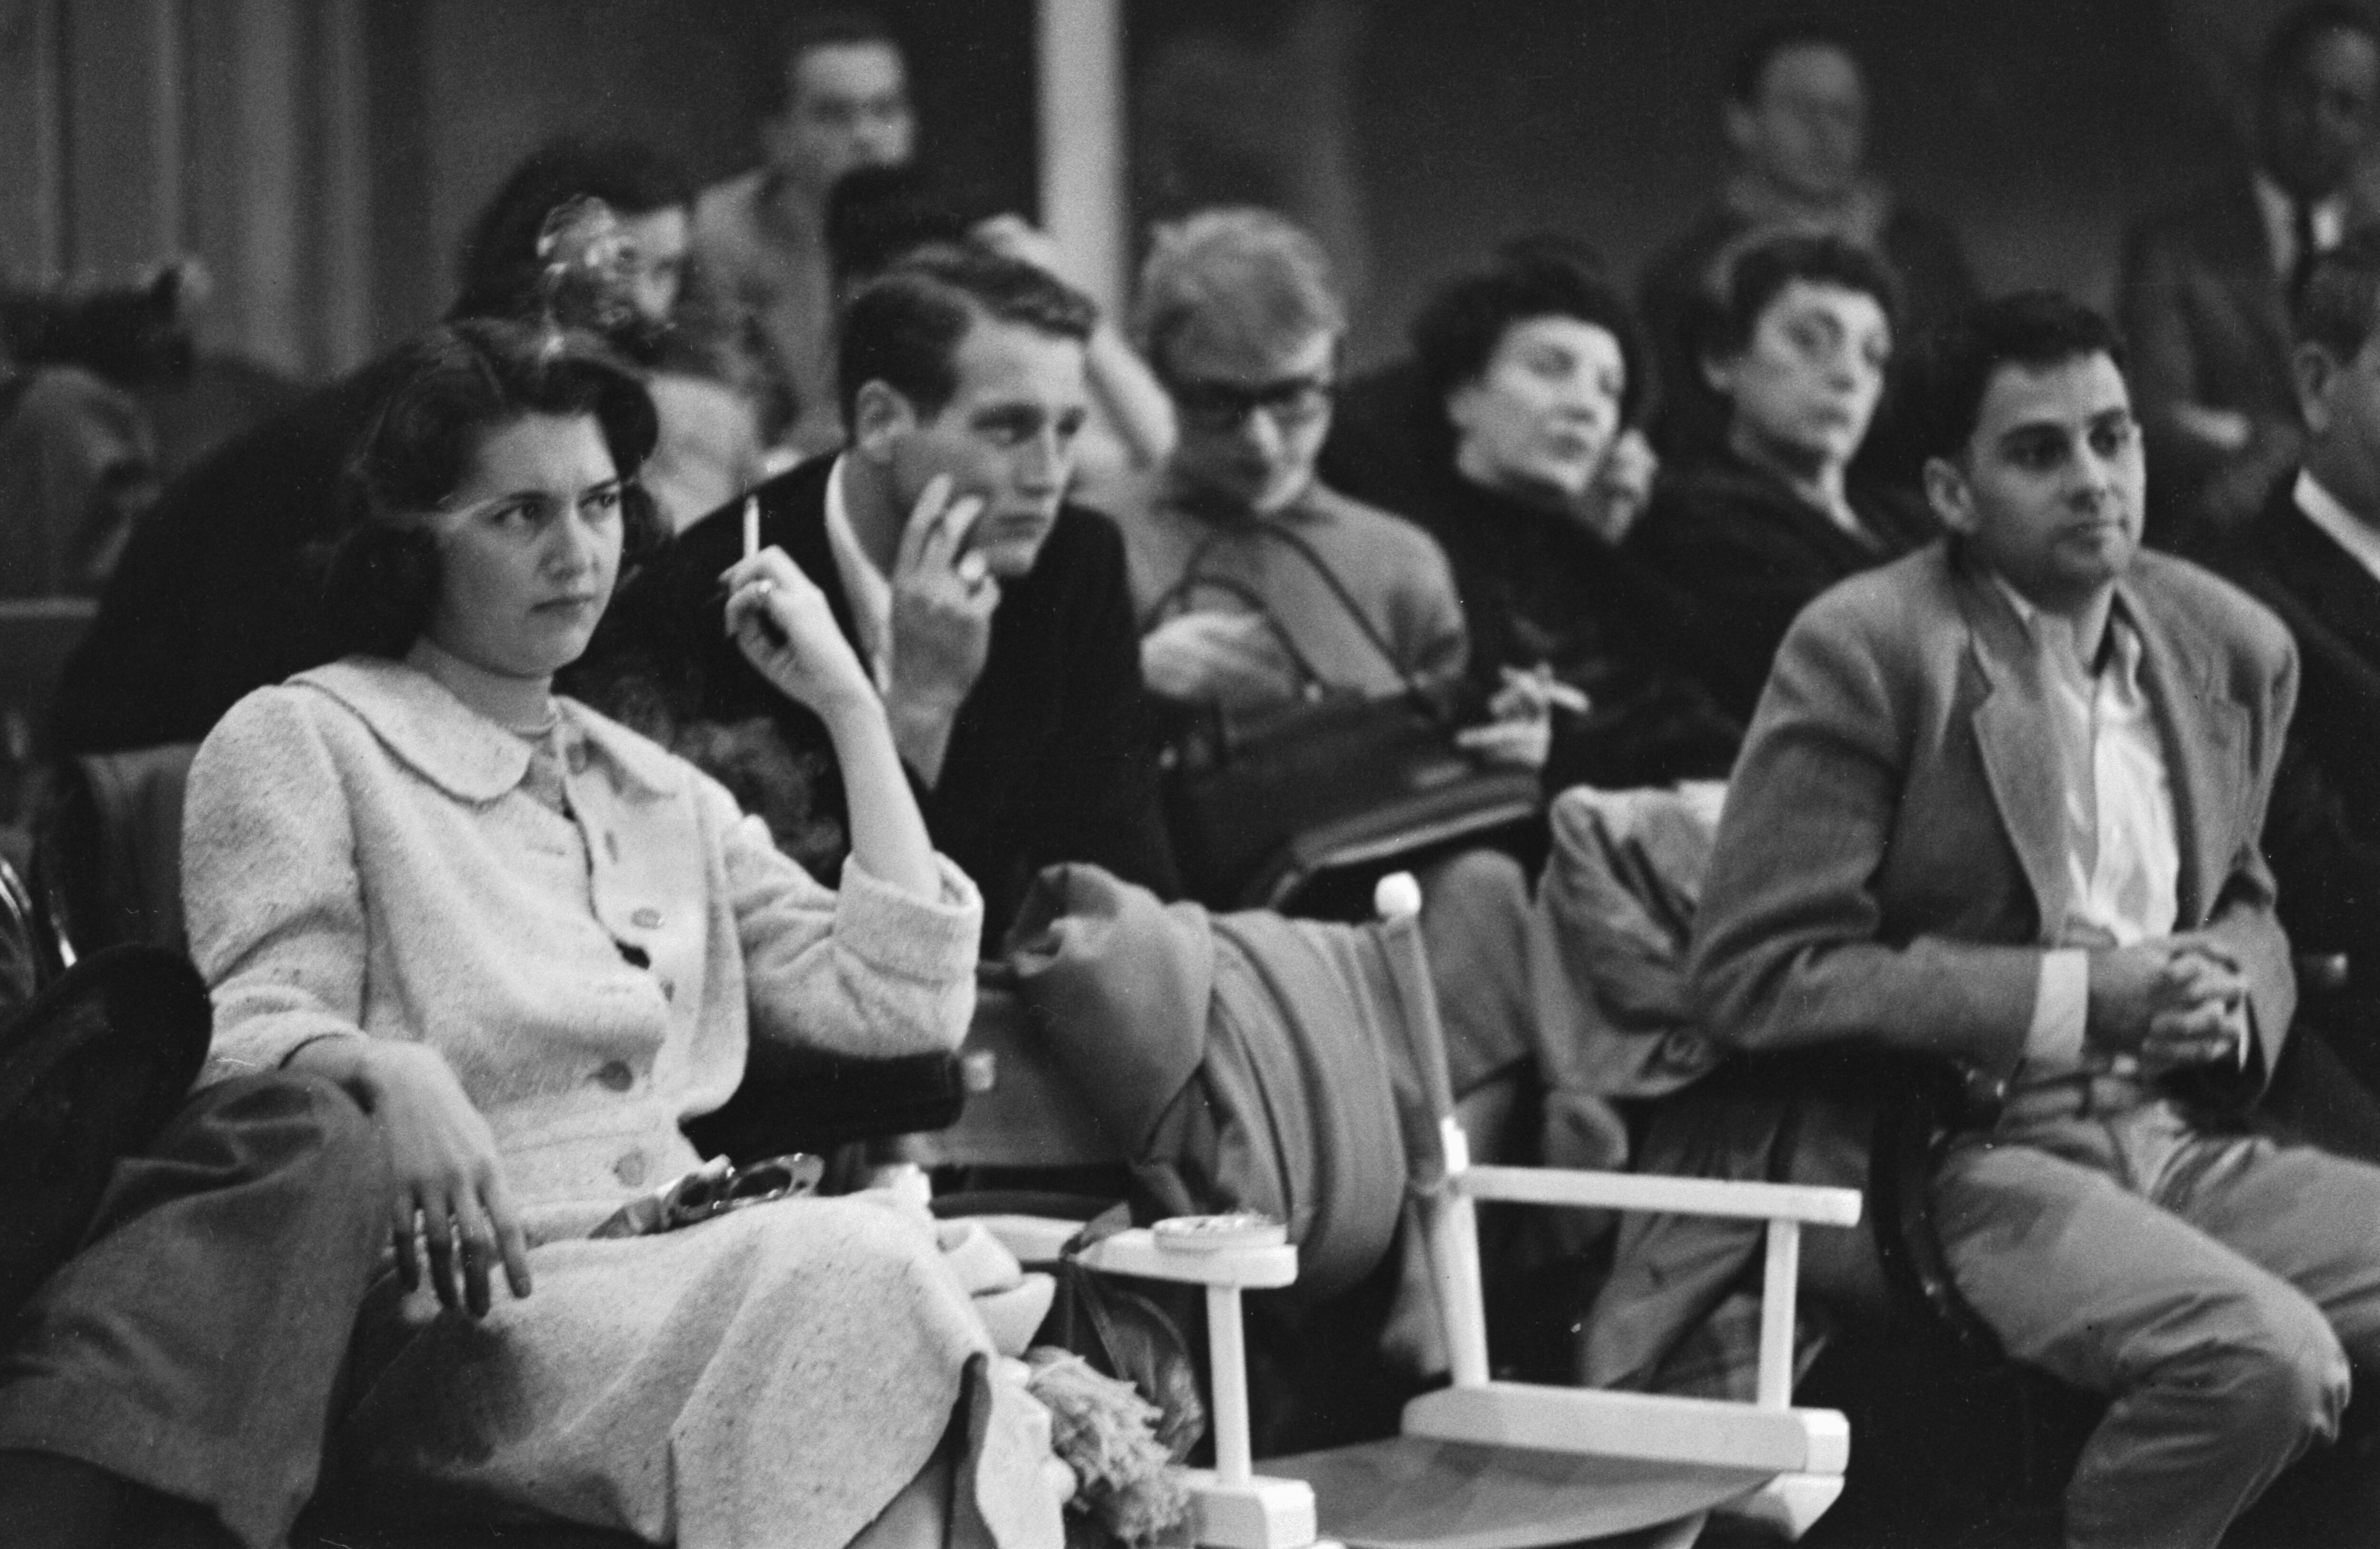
1685, 293, 2380, 1549
2119, 3, 2380, 544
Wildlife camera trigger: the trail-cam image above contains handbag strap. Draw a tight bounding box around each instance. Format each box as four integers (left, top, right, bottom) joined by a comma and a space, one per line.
1147, 566, 1334, 697
1164, 515, 1441, 716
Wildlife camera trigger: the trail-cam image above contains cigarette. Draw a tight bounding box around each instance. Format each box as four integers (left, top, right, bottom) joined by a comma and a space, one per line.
1541, 680, 1591, 714
741, 496, 760, 562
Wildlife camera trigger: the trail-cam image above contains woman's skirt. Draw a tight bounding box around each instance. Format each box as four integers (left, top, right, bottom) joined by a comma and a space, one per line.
332, 1193, 1064, 1549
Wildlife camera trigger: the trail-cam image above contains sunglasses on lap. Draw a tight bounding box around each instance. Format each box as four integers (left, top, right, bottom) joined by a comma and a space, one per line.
590, 1152, 825, 1239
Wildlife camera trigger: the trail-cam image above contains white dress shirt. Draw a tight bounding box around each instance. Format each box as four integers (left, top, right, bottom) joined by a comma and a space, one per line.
1991, 580, 2185, 1075
2254, 172, 2346, 279
2295, 469, 2380, 588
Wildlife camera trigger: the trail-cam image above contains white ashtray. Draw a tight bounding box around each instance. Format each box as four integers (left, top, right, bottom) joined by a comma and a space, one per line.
1152, 1213, 1287, 1252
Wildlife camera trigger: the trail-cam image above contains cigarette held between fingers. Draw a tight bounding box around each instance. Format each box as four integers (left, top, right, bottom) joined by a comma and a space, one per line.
742, 495, 760, 562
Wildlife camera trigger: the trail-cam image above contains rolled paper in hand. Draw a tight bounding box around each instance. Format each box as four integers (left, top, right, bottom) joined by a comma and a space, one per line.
738, 494, 788, 648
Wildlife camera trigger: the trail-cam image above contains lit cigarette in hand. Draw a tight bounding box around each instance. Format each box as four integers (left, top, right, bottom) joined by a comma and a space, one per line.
738, 494, 787, 648
1501, 664, 1591, 715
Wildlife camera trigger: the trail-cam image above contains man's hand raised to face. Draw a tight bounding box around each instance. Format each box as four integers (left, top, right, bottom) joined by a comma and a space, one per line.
885, 474, 997, 786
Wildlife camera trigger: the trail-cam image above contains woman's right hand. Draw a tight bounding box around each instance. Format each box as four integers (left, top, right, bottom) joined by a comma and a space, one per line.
722, 544, 883, 726
291, 1038, 533, 1316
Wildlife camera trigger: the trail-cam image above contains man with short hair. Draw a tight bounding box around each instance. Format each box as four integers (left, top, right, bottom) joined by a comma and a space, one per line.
694, 9, 916, 454
1625, 292, 2380, 1549
2222, 230, 2380, 1097
585, 247, 1176, 945
1636, 20, 1975, 468
2121, 2, 2380, 543
1115, 207, 1470, 722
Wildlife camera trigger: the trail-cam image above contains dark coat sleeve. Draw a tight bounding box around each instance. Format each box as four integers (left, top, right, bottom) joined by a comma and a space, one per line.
999, 515, 1180, 905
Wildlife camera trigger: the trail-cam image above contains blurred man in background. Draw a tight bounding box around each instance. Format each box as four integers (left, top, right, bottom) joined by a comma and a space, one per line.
695, 9, 915, 455
1637, 20, 1975, 472
2122, 2, 2380, 545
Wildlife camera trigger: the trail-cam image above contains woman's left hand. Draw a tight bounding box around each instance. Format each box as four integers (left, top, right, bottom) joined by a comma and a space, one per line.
723, 546, 880, 723
1454, 666, 1584, 771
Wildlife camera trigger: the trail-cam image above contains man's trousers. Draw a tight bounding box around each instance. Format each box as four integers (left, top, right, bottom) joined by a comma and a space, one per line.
1935, 1095, 2380, 1549
0, 1073, 388, 1549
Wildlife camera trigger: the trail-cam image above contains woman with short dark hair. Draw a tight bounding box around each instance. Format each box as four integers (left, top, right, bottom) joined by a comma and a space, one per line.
1626, 232, 1939, 717
182, 317, 1061, 1549
1349, 253, 1742, 794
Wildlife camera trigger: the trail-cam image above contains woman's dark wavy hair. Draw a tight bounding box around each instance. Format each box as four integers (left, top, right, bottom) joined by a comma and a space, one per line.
1699, 232, 1903, 365
324, 317, 664, 659
1411, 254, 1649, 426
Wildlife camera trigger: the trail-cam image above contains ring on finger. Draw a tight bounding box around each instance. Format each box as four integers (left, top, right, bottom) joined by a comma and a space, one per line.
955, 551, 990, 588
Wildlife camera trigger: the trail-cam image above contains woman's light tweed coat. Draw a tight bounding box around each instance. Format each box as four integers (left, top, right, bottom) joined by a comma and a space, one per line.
184, 655, 1059, 1549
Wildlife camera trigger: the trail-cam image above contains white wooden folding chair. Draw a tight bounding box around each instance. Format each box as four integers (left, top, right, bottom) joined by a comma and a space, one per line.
978, 872, 1858, 1549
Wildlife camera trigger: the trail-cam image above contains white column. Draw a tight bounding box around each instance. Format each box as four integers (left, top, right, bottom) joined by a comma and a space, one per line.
1034, 0, 1127, 318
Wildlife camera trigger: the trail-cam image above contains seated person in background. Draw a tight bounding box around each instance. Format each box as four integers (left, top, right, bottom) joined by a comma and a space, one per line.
820, 163, 1177, 502
182, 316, 1061, 1548
453, 139, 768, 532
1322, 233, 1660, 549
1335, 255, 1741, 793
1111, 207, 1469, 720
2218, 231, 2380, 1096
695, 8, 914, 455
1626, 233, 1939, 720
1645, 291, 2380, 1549
582, 247, 1177, 946
55, 136, 736, 754
1636, 19, 1975, 472
2120, 2, 2380, 545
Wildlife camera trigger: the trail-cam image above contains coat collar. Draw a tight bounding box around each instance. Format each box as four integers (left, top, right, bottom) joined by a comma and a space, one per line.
1954, 549, 2242, 927
291, 655, 678, 805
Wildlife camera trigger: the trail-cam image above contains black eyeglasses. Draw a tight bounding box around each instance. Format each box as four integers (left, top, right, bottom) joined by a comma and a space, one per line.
590, 1152, 825, 1239
1170, 374, 1336, 434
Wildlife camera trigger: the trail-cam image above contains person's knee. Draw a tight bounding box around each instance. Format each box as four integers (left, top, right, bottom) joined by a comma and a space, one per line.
1417, 846, 1527, 918
2190, 1290, 2351, 1453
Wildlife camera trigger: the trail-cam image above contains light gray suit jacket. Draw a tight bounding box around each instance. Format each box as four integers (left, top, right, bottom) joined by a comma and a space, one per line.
1693, 538, 2300, 1092
1581, 539, 2299, 1395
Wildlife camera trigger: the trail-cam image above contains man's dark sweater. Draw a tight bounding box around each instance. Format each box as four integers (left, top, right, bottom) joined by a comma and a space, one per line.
576, 455, 1179, 946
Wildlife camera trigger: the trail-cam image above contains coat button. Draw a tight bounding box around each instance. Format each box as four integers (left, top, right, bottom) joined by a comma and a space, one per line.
632, 907, 662, 929
613, 1151, 647, 1187
596, 1060, 634, 1092
566, 742, 591, 775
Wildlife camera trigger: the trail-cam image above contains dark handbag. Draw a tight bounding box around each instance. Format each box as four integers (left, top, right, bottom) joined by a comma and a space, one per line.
1153, 530, 1542, 908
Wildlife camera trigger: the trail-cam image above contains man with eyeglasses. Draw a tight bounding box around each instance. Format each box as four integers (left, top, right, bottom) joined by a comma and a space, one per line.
1111, 207, 1480, 737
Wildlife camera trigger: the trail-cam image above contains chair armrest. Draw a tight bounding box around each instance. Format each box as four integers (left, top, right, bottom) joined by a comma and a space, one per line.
969, 1215, 1299, 1288
683, 1048, 963, 1162
1457, 1164, 1863, 1227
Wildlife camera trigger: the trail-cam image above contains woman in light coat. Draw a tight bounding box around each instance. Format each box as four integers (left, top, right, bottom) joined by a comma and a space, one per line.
181, 317, 1061, 1549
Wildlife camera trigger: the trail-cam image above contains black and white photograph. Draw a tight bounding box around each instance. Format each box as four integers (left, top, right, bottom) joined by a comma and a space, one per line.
7, 3, 2380, 1546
